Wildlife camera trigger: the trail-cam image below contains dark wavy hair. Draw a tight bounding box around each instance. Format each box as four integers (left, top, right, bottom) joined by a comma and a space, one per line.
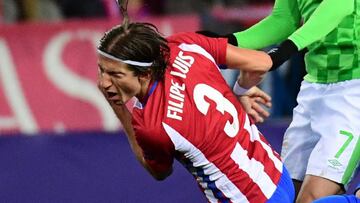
98, 20, 170, 81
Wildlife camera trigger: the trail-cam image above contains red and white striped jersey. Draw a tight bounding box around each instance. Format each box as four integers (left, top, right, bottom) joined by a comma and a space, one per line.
132, 32, 283, 203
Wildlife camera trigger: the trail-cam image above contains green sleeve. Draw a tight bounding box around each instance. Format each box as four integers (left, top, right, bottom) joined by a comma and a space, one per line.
233, 0, 301, 49
289, 0, 354, 50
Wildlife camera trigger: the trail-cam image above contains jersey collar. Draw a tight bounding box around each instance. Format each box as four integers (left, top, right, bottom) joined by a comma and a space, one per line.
139, 80, 158, 107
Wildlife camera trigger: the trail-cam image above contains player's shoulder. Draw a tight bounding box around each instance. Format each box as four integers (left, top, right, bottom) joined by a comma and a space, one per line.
133, 104, 165, 138
132, 84, 167, 127
167, 32, 205, 44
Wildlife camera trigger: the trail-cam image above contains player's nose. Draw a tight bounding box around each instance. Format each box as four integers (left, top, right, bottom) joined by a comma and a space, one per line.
99, 73, 113, 89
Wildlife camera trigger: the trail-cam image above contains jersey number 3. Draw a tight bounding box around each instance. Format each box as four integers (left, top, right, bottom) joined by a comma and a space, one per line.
194, 84, 239, 137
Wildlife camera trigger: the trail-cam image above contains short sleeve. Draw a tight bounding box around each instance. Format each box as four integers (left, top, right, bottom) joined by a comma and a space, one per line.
168, 32, 228, 65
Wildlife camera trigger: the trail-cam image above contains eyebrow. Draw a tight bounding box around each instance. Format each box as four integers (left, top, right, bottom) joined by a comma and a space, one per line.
98, 64, 125, 75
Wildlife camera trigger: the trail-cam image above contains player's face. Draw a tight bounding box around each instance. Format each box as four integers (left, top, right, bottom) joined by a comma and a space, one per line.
97, 55, 142, 105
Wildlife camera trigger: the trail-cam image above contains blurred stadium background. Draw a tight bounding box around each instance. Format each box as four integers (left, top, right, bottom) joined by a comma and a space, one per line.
0, 0, 358, 202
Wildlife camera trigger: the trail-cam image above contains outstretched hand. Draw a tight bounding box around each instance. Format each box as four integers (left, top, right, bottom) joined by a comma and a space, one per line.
238, 86, 271, 123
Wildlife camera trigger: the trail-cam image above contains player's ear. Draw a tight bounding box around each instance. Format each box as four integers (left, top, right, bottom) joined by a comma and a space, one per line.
138, 70, 152, 82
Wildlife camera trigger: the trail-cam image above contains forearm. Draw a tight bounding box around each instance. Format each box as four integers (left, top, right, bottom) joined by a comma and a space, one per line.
268, 0, 354, 70
289, 0, 354, 50
225, 44, 271, 88
97, 79, 170, 180
125, 130, 168, 180
226, 44, 272, 73
234, 0, 300, 49
110, 104, 147, 165
110, 104, 168, 179
237, 70, 267, 89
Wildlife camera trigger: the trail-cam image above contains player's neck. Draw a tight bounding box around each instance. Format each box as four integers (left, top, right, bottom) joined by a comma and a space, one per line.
138, 79, 156, 106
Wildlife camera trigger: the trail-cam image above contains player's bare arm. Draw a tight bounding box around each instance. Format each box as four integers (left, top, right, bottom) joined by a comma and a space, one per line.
98, 76, 172, 180
225, 44, 271, 89
225, 44, 272, 122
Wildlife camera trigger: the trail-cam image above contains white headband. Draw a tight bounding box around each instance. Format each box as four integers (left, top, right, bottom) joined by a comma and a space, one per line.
97, 49, 153, 67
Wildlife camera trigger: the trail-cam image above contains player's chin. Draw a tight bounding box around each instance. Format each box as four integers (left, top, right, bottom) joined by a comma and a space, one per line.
114, 100, 125, 106
114, 96, 133, 106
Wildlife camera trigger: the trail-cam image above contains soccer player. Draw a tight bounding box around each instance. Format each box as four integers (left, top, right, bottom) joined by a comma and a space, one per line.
198, 0, 360, 202
96, 5, 294, 203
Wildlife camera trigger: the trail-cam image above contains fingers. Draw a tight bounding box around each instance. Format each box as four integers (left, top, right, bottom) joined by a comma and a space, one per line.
252, 102, 270, 118
239, 96, 264, 123
246, 86, 272, 103
253, 96, 272, 108
257, 91, 271, 104
247, 101, 269, 123
238, 94, 271, 123
247, 109, 264, 123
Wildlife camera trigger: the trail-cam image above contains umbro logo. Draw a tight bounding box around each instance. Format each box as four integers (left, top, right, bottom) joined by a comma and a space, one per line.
328, 159, 343, 168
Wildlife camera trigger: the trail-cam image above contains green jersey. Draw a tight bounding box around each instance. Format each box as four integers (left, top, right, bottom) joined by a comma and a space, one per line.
234, 0, 359, 83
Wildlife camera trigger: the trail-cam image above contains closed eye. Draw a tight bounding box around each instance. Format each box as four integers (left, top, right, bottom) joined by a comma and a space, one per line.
110, 72, 125, 78
97, 63, 125, 78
